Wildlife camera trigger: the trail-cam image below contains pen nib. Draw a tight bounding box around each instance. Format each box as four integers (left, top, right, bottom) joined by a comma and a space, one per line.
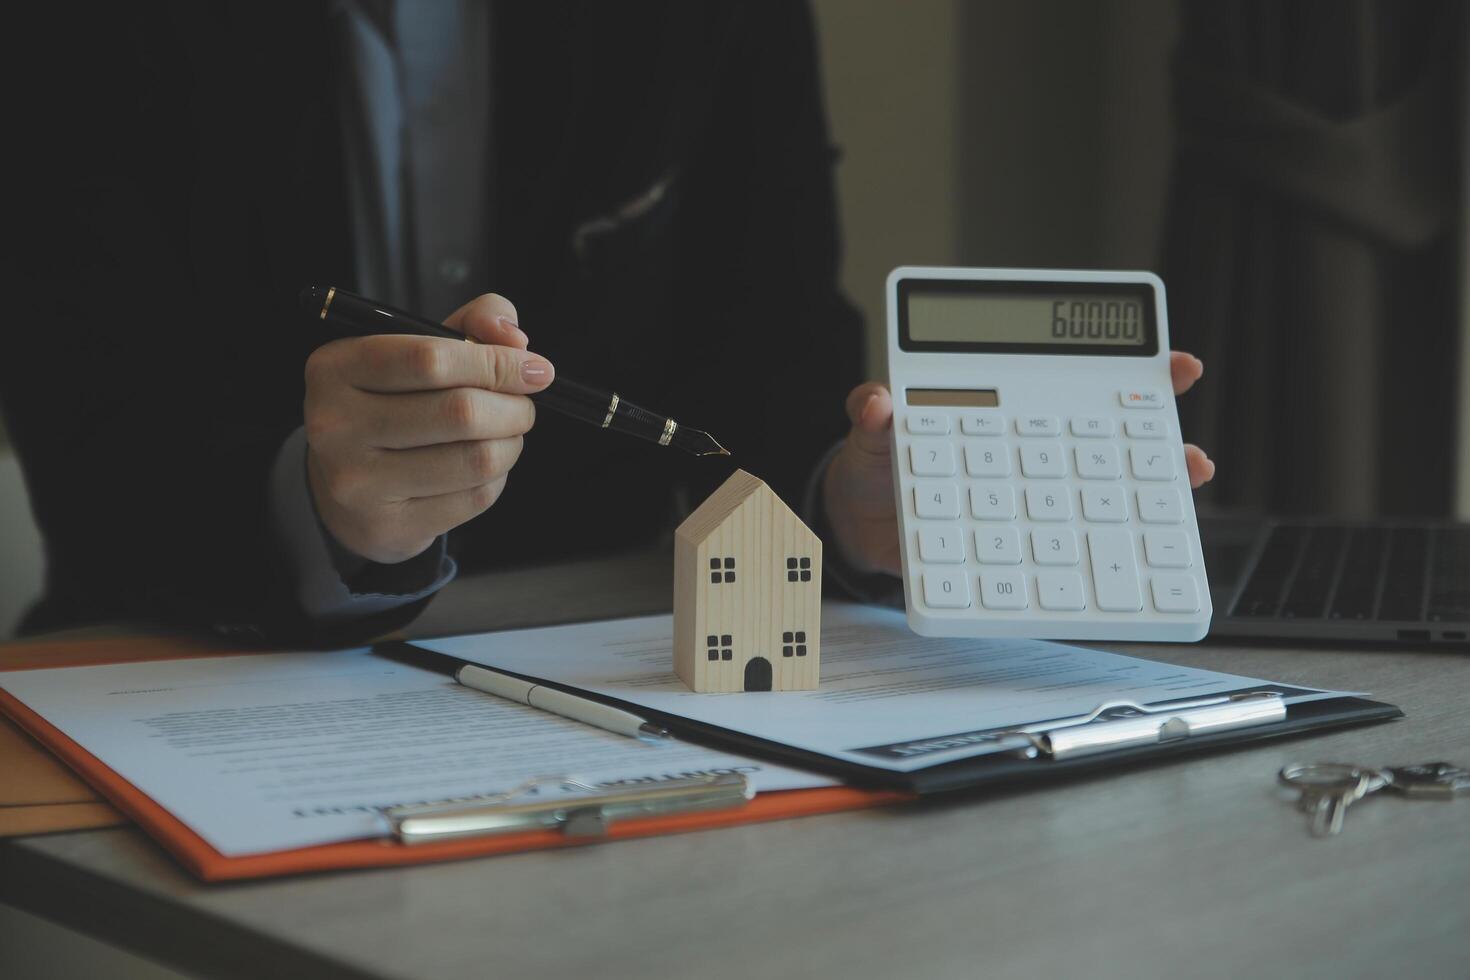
673, 426, 731, 458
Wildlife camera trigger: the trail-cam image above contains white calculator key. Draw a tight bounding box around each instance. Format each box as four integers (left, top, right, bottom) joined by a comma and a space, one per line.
1071, 416, 1116, 438
1074, 444, 1121, 479
1036, 572, 1086, 611
1025, 486, 1072, 522
1120, 388, 1164, 409
976, 527, 1022, 565
1129, 446, 1177, 481
960, 411, 1005, 436
914, 484, 961, 519
1087, 529, 1143, 611
1143, 530, 1192, 568
1019, 442, 1066, 478
906, 412, 950, 435
1015, 416, 1060, 437
1080, 486, 1129, 523
969, 484, 1017, 521
917, 526, 965, 564
922, 570, 971, 608
1031, 529, 1079, 566
909, 441, 956, 476
1137, 488, 1184, 523
1151, 575, 1200, 613
1125, 417, 1168, 439
964, 443, 1012, 477
979, 570, 1028, 610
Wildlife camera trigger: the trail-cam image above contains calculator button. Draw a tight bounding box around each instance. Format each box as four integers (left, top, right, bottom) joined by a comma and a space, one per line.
914, 484, 961, 519
1031, 529, 1079, 566
976, 528, 1023, 564
1143, 530, 1192, 568
1129, 446, 1177, 481
1125, 417, 1168, 439
1080, 487, 1129, 523
1019, 442, 1066, 478
922, 570, 971, 608
917, 526, 965, 563
1087, 529, 1144, 611
980, 570, 1028, 610
1025, 486, 1072, 521
969, 484, 1017, 520
906, 413, 951, 435
1137, 488, 1184, 523
909, 441, 956, 476
1037, 572, 1086, 611
1151, 575, 1200, 613
1120, 389, 1164, 409
964, 443, 1012, 477
1071, 416, 1116, 438
960, 411, 1005, 436
1016, 416, 1060, 437
1074, 445, 1121, 479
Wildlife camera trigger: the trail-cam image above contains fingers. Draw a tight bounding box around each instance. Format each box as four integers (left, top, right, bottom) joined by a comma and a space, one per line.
1169, 355, 1213, 485
1184, 444, 1215, 488
369, 437, 525, 499
403, 477, 509, 538
1170, 351, 1204, 395
843, 382, 893, 461
314, 334, 554, 395
444, 293, 527, 349
326, 387, 537, 449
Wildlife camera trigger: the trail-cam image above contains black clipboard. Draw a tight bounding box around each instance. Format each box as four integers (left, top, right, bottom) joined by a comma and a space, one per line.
387, 642, 1401, 796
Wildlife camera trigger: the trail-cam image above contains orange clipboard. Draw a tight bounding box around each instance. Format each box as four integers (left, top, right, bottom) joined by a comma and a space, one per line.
0, 638, 903, 882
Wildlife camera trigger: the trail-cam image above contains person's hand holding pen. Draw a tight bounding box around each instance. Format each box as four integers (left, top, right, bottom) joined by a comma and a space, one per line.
303, 294, 555, 564
821, 352, 1217, 577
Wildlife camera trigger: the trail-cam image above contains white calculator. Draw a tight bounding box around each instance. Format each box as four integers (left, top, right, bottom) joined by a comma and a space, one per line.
887, 266, 1211, 642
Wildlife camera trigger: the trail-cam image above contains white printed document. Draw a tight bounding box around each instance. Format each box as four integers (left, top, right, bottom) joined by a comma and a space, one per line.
416, 602, 1347, 774
0, 651, 834, 857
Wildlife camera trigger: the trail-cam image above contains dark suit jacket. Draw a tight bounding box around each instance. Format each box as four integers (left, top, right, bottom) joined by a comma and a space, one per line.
5, 1, 861, 639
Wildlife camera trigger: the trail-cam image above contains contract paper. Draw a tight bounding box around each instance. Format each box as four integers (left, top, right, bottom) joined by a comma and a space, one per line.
0, 651, 835, 857
417, 602, 1346, 774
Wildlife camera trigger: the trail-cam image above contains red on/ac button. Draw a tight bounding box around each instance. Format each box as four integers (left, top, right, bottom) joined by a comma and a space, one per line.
1120, 389, 1163, 408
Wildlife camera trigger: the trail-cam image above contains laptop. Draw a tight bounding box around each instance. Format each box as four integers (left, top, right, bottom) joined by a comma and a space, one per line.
1202, 515, 1470, 645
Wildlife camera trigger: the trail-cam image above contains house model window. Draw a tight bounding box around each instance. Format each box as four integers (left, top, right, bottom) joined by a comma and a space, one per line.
673, 470, 822, 693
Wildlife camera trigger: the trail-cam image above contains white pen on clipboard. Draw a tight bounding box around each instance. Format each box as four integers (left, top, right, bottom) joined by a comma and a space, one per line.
455, 663, 671, 743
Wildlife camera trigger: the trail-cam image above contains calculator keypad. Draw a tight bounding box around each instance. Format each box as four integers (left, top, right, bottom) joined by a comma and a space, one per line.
902, 402, 1202, 619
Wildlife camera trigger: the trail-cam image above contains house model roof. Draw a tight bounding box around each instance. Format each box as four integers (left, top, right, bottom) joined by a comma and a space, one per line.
675, 469, 806, 542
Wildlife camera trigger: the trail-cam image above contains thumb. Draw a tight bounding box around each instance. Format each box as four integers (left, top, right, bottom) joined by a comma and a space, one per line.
843, 383, 893, 461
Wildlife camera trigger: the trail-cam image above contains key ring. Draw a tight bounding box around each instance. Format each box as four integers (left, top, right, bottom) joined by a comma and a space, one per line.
1278, 762, 1374, 791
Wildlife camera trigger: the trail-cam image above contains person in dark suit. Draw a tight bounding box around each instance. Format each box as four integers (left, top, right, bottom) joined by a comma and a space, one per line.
5, 2, 1212, 640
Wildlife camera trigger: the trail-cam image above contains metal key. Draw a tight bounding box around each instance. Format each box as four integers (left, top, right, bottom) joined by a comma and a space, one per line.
1278, 762, 1391, 837
1383, 762, 1470, 800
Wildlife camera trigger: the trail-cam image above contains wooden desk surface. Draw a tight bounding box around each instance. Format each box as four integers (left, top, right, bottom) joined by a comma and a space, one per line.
2, 554, 1467, 980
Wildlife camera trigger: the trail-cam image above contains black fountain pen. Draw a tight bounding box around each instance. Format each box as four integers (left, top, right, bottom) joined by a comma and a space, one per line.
302, 286, 730, 458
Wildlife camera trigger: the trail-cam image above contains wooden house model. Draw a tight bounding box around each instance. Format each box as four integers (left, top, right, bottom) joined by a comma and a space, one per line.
673, 470, 822, 692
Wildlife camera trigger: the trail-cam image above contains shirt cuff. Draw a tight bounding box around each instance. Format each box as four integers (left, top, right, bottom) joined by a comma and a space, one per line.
802, 440, 904, 608
269, 427, 457, 622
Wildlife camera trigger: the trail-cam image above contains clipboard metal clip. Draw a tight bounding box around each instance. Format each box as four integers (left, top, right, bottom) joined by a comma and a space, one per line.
995, 691, 1288, 761
385, 772, 754, 845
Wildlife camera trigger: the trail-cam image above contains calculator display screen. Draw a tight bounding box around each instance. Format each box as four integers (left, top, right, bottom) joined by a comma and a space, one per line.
898, 279, 1158, 356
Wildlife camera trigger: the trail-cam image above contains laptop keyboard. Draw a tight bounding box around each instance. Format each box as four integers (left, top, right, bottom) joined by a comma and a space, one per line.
1230, 524, 1470, 623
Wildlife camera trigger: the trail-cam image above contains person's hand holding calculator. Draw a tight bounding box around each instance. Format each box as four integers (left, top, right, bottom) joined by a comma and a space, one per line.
822, 267, 1217, 642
